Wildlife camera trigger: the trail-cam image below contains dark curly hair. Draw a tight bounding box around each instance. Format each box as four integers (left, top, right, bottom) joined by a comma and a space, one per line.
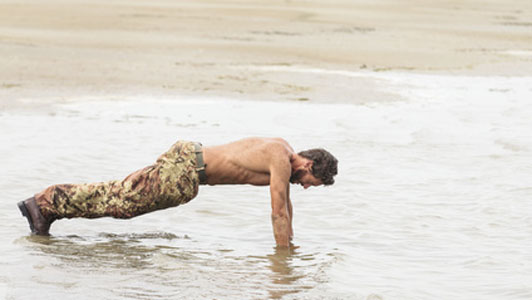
298, 148, 338, 185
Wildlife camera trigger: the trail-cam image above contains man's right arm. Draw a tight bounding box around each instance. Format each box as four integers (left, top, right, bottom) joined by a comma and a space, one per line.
269, 153, 292, 247
286, 185, 293, 240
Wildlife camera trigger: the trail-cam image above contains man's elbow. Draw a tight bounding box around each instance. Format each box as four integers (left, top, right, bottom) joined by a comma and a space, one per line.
271, 204, 288, 217
271, 210, 288, 221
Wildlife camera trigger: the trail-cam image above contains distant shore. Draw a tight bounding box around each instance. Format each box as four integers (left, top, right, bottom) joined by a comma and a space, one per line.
1, 0, 531, 110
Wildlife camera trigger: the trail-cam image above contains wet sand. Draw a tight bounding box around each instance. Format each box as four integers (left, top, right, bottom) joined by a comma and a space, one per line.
1, 0, 532, 108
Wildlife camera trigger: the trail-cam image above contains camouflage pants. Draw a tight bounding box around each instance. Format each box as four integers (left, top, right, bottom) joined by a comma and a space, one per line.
34, 141, 201, 220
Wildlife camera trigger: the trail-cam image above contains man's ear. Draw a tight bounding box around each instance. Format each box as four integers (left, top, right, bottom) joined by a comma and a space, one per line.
304, 160, 313, 170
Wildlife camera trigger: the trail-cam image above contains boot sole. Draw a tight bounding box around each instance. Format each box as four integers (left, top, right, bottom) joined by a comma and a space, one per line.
17, 201, 36, 233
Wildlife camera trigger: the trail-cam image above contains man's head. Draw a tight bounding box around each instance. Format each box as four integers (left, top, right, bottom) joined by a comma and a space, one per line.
290, 148, 338, 189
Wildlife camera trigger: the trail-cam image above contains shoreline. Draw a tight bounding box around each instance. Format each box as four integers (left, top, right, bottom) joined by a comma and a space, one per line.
3, 68, 530, 115
2, 64, 532, 113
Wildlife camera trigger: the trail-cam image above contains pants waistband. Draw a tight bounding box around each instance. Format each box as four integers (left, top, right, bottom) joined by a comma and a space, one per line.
193, 143, 208, 184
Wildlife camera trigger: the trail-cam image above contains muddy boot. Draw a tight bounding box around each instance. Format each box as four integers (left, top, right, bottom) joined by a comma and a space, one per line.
17, 197, 55, 235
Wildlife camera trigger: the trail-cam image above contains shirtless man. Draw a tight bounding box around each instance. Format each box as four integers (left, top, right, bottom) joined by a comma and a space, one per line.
18, 137, 338, 247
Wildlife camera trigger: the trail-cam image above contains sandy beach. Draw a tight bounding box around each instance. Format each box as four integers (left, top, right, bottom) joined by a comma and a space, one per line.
1, 0, 531, 108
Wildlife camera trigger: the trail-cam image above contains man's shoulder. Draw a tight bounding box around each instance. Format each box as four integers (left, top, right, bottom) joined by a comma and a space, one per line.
231, 137, 291, 151
261, 140, 294, 167
269, 137, 289, 144
260, 138, 292, 151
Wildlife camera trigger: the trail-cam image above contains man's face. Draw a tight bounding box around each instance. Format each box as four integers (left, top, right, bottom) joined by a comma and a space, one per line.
290, 169, 323, 189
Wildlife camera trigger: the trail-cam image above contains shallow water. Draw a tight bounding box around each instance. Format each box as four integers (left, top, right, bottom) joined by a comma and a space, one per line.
1, 70, 531, 300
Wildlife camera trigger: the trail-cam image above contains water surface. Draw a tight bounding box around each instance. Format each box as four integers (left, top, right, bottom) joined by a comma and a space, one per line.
1, 71, 531, 299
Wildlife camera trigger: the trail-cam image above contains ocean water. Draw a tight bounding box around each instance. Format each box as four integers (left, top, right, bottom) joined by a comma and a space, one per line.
0, 70, 531, 300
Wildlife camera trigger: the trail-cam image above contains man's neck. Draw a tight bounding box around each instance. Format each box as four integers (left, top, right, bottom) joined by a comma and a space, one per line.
290, 154, 308, 172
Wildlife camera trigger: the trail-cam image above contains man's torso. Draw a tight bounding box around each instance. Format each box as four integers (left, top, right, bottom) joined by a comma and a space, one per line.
202, 137, 294, 186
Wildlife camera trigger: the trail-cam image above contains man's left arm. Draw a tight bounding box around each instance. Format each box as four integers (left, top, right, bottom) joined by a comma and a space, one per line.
286, 185, 293, 240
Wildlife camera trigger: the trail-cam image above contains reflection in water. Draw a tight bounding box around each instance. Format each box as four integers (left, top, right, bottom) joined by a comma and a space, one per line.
22, 233, 328, 299
266, 245, 307, 299
25, 232, 187, 270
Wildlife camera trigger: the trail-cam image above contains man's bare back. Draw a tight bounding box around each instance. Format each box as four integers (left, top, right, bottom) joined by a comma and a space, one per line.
202, 137, 294, 186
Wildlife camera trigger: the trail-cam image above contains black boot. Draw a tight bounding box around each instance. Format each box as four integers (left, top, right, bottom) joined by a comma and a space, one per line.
17, 197, 54, 235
